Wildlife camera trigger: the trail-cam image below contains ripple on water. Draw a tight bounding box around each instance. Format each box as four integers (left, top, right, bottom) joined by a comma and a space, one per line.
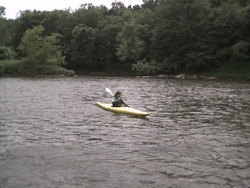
0, 77, 250, 188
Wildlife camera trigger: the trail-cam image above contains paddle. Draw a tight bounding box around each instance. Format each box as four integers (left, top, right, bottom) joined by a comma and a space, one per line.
105, 88, 114, 96
105, 88, 129, 107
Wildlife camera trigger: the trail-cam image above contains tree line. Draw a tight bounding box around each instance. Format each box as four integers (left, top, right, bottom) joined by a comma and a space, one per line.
0, 0, 250, 75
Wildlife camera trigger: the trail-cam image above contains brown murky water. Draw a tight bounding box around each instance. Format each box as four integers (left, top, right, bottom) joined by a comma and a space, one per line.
0, 77, 249, 188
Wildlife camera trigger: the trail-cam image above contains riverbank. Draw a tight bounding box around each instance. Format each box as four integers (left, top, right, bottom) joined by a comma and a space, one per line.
139, 63, 250, 81
1, 60, 249, 81
0, 60, 75, 76
203, 64, 250, 81
75, 69, 249, 82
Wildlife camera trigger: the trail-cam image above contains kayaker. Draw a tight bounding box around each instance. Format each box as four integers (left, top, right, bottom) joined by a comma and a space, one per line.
112, 91, 129, 107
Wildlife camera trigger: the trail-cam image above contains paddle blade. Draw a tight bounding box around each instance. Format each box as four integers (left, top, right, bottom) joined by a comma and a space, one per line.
105, 88, 114, 96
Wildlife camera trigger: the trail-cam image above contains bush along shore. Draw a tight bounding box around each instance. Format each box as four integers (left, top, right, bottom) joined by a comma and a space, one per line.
136, 72, 250, 81
137, 73, 248, 81
133, 61, 250, 81
0, 60, 75, 76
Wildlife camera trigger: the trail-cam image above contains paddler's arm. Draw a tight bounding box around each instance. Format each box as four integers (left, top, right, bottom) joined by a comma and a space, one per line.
121, 99, 129, 107
123, 103, 129, 107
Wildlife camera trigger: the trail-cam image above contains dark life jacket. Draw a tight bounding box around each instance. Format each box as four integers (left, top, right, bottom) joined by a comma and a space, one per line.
112, 96, 123, 107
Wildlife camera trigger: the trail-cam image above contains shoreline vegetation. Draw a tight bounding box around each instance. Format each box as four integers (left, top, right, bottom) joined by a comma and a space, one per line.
1, 60, 249, 81
0, 60, 75, 76
0, 1, 250, 81
1, 59, 250, 81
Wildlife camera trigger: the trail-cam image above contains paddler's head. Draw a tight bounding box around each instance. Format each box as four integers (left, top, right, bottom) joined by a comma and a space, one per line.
115, 91, 122, 98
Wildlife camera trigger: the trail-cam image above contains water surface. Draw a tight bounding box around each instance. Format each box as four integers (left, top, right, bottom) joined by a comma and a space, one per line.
0, 77, 249, 188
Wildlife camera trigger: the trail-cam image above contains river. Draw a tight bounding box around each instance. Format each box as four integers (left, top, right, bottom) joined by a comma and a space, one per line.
0, 76, 249, 188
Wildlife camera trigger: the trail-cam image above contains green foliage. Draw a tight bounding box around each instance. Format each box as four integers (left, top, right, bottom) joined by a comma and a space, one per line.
74, 4, 108, 28
0, 6, 6, 18
152, 0, 215, 72
132, 59, 163, 75
0, 60, 21, 75
18, 25, 66, 66
0, 46, 16, 60
36, 65, 75, 76
204, 62, 250, 80
229, 40, 250, 62
95, 16, 122, 66
0, 60, 75, 76
70, 24, 98, 68
12, 10, 48, 51
116, 10, 146, 63
0, 1, 249, 79
0, 18, 15, 46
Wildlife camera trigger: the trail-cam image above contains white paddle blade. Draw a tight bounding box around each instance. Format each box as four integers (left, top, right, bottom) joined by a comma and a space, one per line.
105, 88, 114, 96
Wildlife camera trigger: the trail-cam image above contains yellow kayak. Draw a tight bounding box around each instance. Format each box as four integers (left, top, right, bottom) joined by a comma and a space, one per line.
96, 102, 150, 116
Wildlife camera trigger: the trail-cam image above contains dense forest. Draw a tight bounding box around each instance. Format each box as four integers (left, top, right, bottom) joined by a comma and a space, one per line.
0, 0, 250, 79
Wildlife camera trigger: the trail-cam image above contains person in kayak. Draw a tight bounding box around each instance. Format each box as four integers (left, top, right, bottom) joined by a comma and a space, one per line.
112, 91, 129, 107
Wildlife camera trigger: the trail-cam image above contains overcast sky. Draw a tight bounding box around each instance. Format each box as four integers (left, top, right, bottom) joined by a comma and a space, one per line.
2, 0, 143, 19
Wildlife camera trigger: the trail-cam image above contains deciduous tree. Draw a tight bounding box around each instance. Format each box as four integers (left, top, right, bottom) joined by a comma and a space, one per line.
18, 25, 65, 66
